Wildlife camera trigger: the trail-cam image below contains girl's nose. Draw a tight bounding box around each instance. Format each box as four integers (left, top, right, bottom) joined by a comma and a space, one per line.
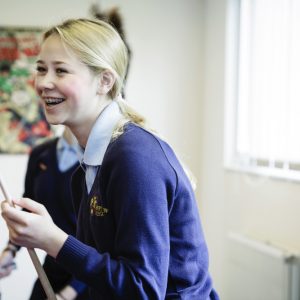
35, 73, 55, 93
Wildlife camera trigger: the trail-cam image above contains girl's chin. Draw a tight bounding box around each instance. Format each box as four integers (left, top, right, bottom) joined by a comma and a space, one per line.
45, 115, 66, 126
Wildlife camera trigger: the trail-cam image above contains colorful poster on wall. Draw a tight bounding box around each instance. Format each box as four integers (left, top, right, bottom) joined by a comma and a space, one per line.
0, 26, 53, 154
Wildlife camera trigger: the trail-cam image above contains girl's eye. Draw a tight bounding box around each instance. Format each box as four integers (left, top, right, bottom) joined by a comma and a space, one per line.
56, 68, 67, 74
36, 66, 46, 73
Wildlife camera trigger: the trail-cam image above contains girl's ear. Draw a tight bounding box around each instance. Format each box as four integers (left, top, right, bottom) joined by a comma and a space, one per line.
97, 70, 116, 95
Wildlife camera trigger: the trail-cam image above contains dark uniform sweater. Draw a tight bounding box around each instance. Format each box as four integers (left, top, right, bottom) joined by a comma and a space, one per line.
57, 123, 219, 300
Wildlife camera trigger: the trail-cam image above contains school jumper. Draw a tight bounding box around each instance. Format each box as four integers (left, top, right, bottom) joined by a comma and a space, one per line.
56, 102, 219, 300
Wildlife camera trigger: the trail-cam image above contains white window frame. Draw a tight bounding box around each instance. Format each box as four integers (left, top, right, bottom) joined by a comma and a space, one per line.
224, 0, 300, 182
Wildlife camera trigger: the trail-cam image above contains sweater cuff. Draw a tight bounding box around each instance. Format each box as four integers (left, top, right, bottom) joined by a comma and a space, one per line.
69, 278, 87, 294
56, 235, 91, 272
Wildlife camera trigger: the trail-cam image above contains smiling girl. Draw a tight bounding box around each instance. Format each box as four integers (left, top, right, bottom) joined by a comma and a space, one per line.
1, 18, 219, 300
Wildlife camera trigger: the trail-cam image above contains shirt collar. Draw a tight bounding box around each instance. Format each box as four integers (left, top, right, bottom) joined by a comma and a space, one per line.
82, 101, 122, 166
57, 132, 81, 153
56, 135, 68, 151
56, 134, 81, 171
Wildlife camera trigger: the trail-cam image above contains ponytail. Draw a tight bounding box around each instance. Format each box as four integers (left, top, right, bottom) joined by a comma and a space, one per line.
116, 96, 146, 126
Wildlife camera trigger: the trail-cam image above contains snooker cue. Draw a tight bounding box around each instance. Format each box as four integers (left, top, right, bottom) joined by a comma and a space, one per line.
0, 175, 57, 300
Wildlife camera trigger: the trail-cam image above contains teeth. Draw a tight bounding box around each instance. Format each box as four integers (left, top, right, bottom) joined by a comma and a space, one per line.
44, 98, 65, 105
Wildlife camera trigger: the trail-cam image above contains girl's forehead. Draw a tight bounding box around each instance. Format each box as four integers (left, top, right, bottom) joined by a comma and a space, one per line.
41, 35, 64, 51
38, 35, 78, 63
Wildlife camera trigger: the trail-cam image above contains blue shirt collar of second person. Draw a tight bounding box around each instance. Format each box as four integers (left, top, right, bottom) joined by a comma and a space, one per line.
82, 101, 123, 167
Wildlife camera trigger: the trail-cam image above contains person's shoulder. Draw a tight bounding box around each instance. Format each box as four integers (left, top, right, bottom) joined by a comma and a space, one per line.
110, 123, 190, 180
105, 123, 178, 174
29, 137, 58, 158
110, 123, 167, 156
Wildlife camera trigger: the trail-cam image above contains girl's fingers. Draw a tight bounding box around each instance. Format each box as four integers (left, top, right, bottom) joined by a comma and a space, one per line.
12, 198, 47, 216
0, 266, 13, 278
0, 251, 15, 279
5, 218, 35, 248
1, 198, 61, 251
5, 217, 24, 234
1, 204, 28, 225
1, 200, 11, 211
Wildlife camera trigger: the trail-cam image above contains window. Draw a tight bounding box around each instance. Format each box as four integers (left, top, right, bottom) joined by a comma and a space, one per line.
225, 0, 300, 181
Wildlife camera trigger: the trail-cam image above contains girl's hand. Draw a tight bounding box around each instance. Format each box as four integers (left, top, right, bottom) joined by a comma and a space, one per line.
0, 250, 16, 279
56, 285, 78, 300
1, 198, 68, 258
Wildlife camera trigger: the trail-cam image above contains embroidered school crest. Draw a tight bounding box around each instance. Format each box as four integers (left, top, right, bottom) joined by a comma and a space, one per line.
90, 196, 109, 217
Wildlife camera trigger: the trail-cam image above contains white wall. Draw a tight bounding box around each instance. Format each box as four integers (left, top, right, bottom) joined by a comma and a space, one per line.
0, 0, 204, 299
201, 0, 300, 299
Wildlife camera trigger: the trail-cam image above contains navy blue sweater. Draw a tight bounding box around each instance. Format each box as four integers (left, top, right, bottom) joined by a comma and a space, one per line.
57, 124, 219, 299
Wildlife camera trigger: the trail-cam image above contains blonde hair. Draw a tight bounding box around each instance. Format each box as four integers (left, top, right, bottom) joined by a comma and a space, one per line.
43, 18, 127, 99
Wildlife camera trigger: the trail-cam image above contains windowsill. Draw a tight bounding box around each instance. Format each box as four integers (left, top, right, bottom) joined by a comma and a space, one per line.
224, 162, 300, 183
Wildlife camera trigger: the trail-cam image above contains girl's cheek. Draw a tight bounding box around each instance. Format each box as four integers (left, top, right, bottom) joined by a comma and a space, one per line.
34, 78, 42, 95
61, 79, 82, 95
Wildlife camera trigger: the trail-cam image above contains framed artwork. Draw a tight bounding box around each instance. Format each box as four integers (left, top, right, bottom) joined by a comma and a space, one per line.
0, 26, 54, 154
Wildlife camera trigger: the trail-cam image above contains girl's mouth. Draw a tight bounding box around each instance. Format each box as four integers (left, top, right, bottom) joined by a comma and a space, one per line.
44, 97, 66, 107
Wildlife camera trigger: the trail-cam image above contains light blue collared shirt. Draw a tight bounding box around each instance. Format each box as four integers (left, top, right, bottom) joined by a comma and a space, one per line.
56, 135, 80, 172
81, 101, 123, 193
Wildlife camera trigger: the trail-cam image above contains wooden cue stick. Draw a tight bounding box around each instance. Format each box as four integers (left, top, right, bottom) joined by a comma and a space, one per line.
0, 176, 57, 300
